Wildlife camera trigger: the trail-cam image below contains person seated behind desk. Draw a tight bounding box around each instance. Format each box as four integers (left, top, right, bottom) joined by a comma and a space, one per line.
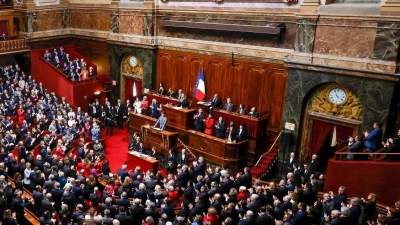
178, 94, 188, 108
149, 147, 160, 160
222, 98, 233, 112
247, 107, 259, 118
167, 88, 177, 98
158, 82, 167, 95
236, 104, 246, 115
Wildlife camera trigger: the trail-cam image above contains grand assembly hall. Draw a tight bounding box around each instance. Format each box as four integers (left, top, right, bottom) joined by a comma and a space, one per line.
0, 0, 400, 224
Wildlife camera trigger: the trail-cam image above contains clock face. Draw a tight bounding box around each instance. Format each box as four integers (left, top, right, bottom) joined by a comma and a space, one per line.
129, 56, 138, 67
328, 88, 347, 104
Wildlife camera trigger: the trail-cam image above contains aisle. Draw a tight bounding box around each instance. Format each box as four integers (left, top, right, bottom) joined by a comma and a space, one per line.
104, 129, 129, 173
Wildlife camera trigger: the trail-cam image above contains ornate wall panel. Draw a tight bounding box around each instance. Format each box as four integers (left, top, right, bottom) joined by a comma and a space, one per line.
70, 8, 110, 31
313, 19, 377, 58
156, 49, 288, 131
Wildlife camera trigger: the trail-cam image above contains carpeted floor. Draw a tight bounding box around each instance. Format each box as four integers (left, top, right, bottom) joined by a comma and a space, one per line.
104, 129, 129, 173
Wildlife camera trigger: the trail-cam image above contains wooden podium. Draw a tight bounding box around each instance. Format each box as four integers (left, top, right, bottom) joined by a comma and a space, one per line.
186, 130, 248, 171
141, 125, 177, 155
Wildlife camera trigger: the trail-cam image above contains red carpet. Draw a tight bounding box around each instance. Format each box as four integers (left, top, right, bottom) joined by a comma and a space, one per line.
104, 129, 129, 173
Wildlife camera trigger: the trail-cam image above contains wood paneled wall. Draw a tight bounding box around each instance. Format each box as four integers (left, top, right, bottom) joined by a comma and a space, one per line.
156, 49, 288, 132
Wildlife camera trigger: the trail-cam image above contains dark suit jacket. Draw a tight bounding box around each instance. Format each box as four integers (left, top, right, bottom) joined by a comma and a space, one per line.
177, 153, 189, 166
194, 161, 206, 177
308, 159, 319, 172
115, 214, 131, 225
256, 214, 273, 225
239, 217, 257, 225
236, 129, 247, 142
130, 204, 145, 225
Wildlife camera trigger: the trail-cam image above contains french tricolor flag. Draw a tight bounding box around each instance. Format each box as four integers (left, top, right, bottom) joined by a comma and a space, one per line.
194, 69, 206, 101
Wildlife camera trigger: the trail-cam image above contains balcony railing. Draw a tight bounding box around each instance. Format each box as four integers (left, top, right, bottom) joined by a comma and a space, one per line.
0, 39, 29, 53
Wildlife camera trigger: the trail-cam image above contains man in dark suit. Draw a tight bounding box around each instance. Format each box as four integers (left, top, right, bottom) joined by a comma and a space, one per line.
215, 117, 226, 139
51, 182, 63, 212
236, 124, 247, 142
289, 202, 307, 225
208, 94, 222, 114
222, 98, 234, 112
242, 167, 252, 189
347, 135, 365, 160
71, 204, 86, 222
41, 193, 54, 214
364, 122, 383, 153
194, 109, 205, 132
189, 196, 205, 219
114, 104, 124, 130
239, 210, 257, 225
166, 149, 177, 174
100, 197, 116, 217
117, 164, 130, 182
177, 149, 189, 168
193, 156, 206, 177
348, 198, 362, 225
257, 206, 273, 225
130, 199, 145, 225
308, 154, 319, 173
302, 163, 312, 184
176, 165, 189, 188
287, 152, 299, 172
226, 122, 237, 142
115, 206, 131, 225
178, 93, 188, 108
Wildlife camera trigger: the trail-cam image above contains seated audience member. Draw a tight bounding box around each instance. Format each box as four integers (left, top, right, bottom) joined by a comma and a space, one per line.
247, 107, 259, 118
204, 114, 215, 135
222, 98, 233, 112
236, 103, 246, 115
347, 135, 365, 160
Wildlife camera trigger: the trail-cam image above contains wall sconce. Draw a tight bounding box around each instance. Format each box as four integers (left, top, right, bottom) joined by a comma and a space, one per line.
94, 91, 101, 96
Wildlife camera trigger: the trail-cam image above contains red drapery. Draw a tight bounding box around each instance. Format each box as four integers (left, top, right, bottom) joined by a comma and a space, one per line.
125, 78, 142, 102
309, 120, 334, 159
335, 125, 354, 148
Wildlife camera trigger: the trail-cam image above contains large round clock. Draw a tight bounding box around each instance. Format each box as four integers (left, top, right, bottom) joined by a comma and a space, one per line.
328, 88, 347, 104
129, 56, 138, 67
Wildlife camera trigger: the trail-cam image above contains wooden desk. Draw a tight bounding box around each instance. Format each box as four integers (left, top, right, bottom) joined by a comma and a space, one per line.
129, 112, 156, 134
213, 109, 268, 138
161, 104, 196, 130
127, 151, 158, 173
147, 92, 179, 105
186, 129, 248, 170
141, 125, 177, 153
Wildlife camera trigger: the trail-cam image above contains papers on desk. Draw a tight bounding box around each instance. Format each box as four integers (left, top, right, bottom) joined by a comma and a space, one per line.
197, 102, 211, 106
130, 151, 156, 160
153, 127, 161, 131
173, 106, 182, 110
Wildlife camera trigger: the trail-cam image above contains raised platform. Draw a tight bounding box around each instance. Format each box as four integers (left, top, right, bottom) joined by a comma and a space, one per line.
324, 159, 400, 207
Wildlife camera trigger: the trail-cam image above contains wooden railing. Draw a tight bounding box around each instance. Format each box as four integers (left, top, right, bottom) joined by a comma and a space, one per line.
254, 130, 282, 167
334, 146, 399, 162
0, 39, 28, 53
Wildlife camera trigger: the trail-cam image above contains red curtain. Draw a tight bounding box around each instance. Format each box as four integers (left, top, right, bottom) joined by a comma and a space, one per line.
309, 120, 334, 159
125, 78, 142, 102
335, 125, 354, 148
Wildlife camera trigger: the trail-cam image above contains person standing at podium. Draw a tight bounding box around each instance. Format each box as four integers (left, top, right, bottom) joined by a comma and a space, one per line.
153, 111, 167, 131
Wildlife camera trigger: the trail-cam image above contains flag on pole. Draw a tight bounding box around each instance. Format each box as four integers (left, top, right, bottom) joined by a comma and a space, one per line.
194, 69, 206, 101
133, 82, 137, 97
